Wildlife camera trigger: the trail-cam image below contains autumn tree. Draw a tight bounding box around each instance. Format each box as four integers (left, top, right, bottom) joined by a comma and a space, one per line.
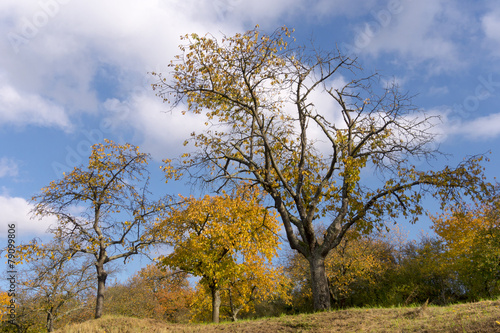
432, 201, 500, 299
26, 139, 168, 319
16, 243, 94, 332
0, 292, 10, 324
105, 264, 193, 322
136, 264, 193, 322
152, 26, 490, 310
285, 229, 392, 309
154, 186, 289, 323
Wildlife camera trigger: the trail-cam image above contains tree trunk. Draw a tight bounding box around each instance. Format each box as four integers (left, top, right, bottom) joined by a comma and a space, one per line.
95, 264, 108, 319
230, 308, 241, 322
309, 254, 331, 311
211, 287, 221, 323
228, 288, 242, 322
46, 311, 53, 332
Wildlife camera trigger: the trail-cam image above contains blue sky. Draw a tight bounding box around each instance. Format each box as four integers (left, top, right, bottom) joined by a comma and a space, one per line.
1, 0, 500, 279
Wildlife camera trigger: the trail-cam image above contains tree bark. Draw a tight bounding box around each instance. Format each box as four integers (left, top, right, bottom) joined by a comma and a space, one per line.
211, 286, 221, 323
46, 311, 53, 332
228, 288, 242, 322
94, 264, 108, 319
309, 254, 331, 311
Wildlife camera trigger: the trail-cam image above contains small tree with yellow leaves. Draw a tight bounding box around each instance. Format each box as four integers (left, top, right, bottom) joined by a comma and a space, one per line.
155, 186, 289, 323
432, 200, 500, 299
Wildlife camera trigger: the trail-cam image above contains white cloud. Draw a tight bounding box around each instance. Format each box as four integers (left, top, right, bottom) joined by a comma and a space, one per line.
435, 108, 500, 141
351, 0, 468, 73
0, 158, 19, 178
483, 13, 500, 41
0, 0, 310, 135
0, 195, 56, 237
0, 79, 72, 130
455, 112, 500, 140
103, 92, 208, 160
482, 9, 500, 56
0, 0, 246, 132
428, 86, 450, 96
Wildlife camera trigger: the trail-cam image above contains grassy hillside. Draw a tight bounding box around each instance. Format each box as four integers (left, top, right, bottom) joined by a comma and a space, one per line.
55, 300, 500, 332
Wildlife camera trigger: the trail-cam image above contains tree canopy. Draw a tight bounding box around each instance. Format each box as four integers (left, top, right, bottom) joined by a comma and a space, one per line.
432, 200, 500, 299
24, 139, 168, 319
153, 25, 490, 310
154, 186, 289, 322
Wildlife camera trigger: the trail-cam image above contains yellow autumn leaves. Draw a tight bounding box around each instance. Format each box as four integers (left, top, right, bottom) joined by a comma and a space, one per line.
431, 202, 500, 298
153, 186, 290, 322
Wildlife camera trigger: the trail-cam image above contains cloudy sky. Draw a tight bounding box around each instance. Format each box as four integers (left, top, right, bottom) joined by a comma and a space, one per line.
1, 0, 500, 274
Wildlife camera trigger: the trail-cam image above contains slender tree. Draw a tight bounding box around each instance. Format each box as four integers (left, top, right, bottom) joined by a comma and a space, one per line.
153, 26, 490, 310
16, 245, 94, 332
26, 139, 168, 318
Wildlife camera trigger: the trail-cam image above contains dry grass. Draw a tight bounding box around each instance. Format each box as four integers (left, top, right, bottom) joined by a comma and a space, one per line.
55, 299, 500, 332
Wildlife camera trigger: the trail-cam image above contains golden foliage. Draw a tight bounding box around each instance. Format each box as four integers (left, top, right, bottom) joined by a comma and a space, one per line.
286, 229, 391, 307
0, 291, 10, 322
431, 201, 500, 297
155, 185, 290, 321
153, 25, 490, 310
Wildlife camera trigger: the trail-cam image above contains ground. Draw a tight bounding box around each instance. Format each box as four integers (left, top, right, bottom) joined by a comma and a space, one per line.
56, 299, 500, 332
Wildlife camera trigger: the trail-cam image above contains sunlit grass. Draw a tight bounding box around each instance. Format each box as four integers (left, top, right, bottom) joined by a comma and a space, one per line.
55, 299, 500, 333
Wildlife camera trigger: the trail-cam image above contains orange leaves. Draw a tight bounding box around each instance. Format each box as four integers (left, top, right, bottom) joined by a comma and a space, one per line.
132, 264, 193, 321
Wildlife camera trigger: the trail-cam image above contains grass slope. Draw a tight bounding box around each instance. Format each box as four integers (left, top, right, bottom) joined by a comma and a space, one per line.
56, 300, 500, 332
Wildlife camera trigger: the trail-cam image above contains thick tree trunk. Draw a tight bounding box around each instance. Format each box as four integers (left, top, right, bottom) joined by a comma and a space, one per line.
309, 254, 331, 311
94, 265, 108, 319
211, 287, 221, 323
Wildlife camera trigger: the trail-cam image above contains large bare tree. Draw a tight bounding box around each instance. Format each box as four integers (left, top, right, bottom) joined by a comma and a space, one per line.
152, 26, 489, 310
